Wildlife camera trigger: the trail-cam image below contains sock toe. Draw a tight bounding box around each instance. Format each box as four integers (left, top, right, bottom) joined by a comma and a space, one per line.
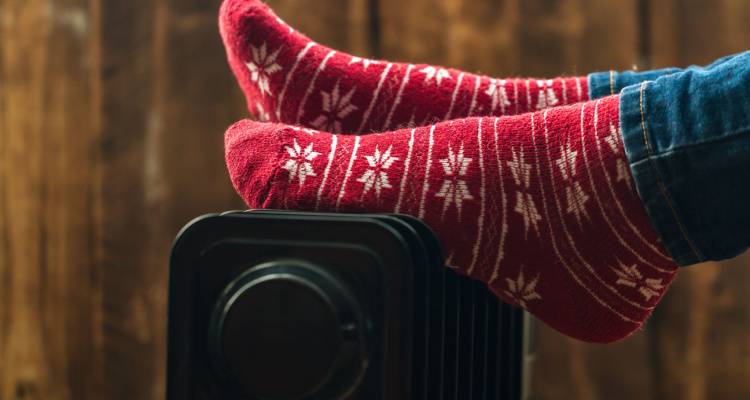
219, 0, 286, 118
225, 119, 290, 208
219, 0, 274, 42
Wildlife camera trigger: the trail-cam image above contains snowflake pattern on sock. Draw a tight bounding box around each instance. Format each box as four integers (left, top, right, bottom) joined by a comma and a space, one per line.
246, 42, 282, 96
435, 143, 474, 219
282, 139, 320, 186
311, 81, 358, 133
356, 145, 399, 198
504, 268, 542, 308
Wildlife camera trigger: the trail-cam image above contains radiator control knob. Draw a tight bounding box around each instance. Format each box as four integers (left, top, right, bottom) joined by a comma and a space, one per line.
209, 260, 367, 400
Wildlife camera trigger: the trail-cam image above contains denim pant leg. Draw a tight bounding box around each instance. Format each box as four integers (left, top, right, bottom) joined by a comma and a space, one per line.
618, 50, 750, 266
588, 51, 744, 99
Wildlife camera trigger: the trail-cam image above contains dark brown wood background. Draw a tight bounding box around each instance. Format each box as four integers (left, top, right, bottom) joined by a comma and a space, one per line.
1, 0, 749, 399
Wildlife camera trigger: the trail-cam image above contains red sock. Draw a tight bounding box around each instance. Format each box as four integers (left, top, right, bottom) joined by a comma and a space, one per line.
225, 95, 678, 343
219, 0, 589, 133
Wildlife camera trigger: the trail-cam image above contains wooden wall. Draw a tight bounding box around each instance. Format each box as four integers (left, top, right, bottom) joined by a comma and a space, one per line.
1, 0, 749, 399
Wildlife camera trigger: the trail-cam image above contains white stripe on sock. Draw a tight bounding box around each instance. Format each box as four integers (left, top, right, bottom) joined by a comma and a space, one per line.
444, 72, 465, 121
382, 64, 414, 131
468, 118, 487, 275
500, 79, 508, 115
418, 125, 436, 219
358, 63, 394, 132
336, 136, 361, 211
467, 75, 481, 116
276, 42, 315, 120
296, 50, 336, 125
394, 128, 416, 213
489, 118, 508, 284
525, 79, 532, 111
315, 134, 338, 210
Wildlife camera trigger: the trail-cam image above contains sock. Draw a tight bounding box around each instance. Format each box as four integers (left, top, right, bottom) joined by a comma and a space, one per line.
224, 94, 679, 343
219, 0, 589, 133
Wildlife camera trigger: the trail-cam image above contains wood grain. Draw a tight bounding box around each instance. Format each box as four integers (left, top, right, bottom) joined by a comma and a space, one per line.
379, 0, 639, 77
1, 1, 102, 398
2, 0, 750, 399
0, 0, 247, 398
379, 0, 522, 74
267, 0, 372, 56
649, 0, 750, 68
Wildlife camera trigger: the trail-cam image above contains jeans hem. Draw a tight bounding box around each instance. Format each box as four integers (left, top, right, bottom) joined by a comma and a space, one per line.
619, 82, 704, 266
587, 71, 615, 99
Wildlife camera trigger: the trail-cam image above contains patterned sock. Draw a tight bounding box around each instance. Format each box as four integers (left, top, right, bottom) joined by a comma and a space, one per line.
219, 0, 589, 133
224, 95, 679, 343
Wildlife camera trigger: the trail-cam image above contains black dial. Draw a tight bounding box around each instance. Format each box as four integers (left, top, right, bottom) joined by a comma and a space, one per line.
208, 260, 367, 400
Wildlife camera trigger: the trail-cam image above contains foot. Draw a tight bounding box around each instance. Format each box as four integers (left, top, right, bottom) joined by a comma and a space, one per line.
219, 0, 589, 133
224, 94, 678, 343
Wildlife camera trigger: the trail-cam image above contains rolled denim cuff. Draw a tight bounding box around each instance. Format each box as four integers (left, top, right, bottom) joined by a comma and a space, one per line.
619, 83, 702, 266
588, 68, 681, 99
588, 71, 616, 99
619, 56, 750, 266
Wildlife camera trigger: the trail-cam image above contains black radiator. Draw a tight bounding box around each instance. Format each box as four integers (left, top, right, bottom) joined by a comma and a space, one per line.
167, 211, 533, 399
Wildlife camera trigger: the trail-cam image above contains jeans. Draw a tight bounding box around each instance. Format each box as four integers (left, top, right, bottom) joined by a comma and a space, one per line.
590, 51, 750, 266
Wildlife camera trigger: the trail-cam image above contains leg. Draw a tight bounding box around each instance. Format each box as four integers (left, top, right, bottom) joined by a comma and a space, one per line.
221, 0, 593, 132
220, 0, 742, 133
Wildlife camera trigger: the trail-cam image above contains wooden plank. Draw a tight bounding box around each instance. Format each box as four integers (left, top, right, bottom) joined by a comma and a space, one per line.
517, 0, 640, 76
95, 1, 162, 397
0, 0, 102, 398
650, 0, 750, 68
